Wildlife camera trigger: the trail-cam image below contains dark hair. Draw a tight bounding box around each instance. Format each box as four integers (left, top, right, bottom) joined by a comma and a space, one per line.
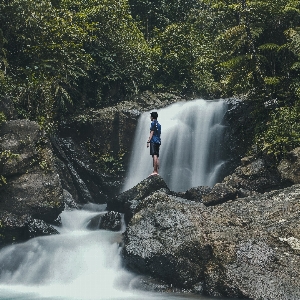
150, 111, 158, 119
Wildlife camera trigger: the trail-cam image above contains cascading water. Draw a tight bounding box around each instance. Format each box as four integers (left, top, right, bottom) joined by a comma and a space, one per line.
0, 207, 217, 300
0, 99, 231, 300
123, 99, 228, 192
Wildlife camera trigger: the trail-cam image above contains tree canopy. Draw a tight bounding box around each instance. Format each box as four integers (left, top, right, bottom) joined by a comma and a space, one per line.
1, 0, 300, 157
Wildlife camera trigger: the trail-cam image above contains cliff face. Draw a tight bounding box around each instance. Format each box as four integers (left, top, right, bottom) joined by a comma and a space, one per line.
0, 120, 64, 246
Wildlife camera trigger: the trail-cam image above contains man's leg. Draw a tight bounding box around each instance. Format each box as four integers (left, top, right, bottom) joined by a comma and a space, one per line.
153, 155, 159, 174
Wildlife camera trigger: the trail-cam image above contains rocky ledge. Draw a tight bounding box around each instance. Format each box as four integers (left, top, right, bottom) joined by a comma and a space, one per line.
116, 175, 300, 299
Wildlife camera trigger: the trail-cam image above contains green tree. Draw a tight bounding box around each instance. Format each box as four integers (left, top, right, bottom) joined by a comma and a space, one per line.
1, 0, 92, 128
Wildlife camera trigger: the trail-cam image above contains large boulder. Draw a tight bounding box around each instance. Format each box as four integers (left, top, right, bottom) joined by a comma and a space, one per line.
123, 190, 210, 290
123, 176, 300, 299
0, 120, 64, 246
278, 147, 300, 184
107, 175, 169, 224
222, 155, 283, 194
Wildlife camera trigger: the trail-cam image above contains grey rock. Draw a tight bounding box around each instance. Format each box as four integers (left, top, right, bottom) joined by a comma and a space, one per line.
123, 175, 300, 299
202, 183, 238, 206
0, 212, 59, 245
183, 186, 212, 202
278, 147, 300, 184
63, 189, 78, 210
107, 175, 169, 224
87, 211, 122, 231
0, 120, 64, 246
222, 155, 283, 193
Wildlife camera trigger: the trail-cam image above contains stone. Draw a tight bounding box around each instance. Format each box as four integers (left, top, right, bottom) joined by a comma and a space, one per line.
107, 175, 169, 224
0, 212, 59, 246
278, 147, 300, 184
0, 120, 64, 245
87, 211, 122, 231
123, 176, 300, 299
222, 155, 283, 193
183, 186, 212, 202
202, 183, 238, 206
100, 211, 122, 231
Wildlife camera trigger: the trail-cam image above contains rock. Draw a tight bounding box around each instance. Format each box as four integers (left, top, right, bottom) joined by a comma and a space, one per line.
278, 147, 300, 184
0, 120, 45, 176
202, 183, 238, 206
51, 136, 106, 204
123, 178, 300, 299
63, 189, 79, 210
87, 211, 122, 231
54, 157, 80, 203
107, 175, 169, 224
0, 212, 58, 245
100, 211, 122, 231
123, 189, 211, 289
222, 155, 283, 193
220, 99, 258, 178
183, 186, 212, 202
0, 120, 64, 245
27, 218, 59, 238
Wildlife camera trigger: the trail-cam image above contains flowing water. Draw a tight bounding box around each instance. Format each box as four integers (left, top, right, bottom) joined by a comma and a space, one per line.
123, 99, 228, 192
0, 99, 232, 300
0, 207, 227, 300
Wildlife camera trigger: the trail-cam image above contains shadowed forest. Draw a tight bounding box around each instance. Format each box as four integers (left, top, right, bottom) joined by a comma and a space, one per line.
1, 0, 300, 158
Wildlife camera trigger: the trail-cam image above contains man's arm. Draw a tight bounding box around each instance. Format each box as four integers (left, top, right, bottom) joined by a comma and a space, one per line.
147, 131, 154, 148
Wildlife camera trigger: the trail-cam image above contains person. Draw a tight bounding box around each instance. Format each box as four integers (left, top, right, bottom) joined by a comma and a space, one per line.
147, 111, 161, 176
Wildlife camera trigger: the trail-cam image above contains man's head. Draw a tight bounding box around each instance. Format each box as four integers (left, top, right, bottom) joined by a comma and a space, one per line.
150, 111, 158, 119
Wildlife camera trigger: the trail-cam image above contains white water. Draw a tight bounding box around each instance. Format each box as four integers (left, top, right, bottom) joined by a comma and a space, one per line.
0, 99, 231, 300
0, 207, 218, 300
123, 99, 228, 192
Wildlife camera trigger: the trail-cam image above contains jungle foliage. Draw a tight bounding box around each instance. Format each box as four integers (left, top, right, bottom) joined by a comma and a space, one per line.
1, 0, 300, 157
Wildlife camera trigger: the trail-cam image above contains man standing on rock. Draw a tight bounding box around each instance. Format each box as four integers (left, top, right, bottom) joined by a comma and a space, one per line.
147, 111, 161, 176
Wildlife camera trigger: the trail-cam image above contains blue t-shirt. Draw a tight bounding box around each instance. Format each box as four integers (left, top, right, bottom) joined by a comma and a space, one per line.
150, 120, 161, 144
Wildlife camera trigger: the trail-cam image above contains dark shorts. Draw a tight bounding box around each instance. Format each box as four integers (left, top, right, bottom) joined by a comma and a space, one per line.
150, 143, 160, 157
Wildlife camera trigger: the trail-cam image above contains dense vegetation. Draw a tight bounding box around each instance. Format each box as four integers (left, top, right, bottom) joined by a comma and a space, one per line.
0, 0, 300, 158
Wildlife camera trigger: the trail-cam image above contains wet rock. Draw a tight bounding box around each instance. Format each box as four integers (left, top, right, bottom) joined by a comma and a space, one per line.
54, 157, 80, 203
222, 155, 283, 193
123, 176, 300, 299
100, 211, 122, 231
51, 136, 105, 204
27, 218, 59, 238
107, 175, 169, 224
278, 147, 300, 184
202, 183, 238, 206
0, 212, 58, 246
87, 211, 122, 231
63, 189, 79, 210
220, 99, 257, 178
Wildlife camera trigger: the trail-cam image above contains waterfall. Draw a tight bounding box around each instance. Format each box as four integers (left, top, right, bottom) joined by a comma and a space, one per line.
0, 207, 215, 300
123, 99, 228, 192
